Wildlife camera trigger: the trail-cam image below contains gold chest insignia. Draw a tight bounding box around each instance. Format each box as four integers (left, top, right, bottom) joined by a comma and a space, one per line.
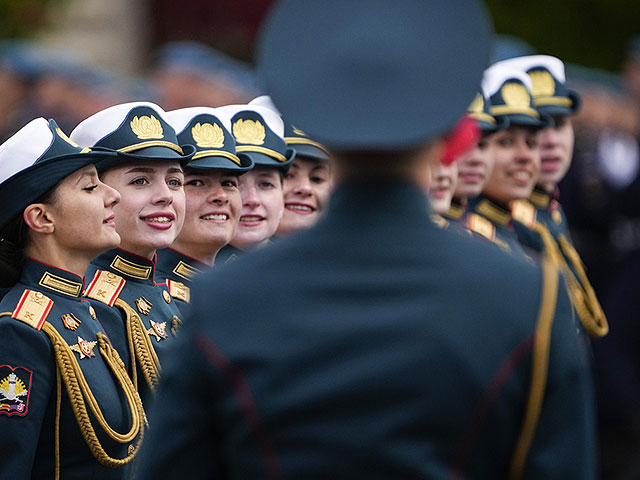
171, 315, 182, 335
148, 321, 168, 342
162, 290, 171, 304
130, 115, 163, 139
192, 122, 225, 148
70, 336, 98, 359
88, 305, 96, 320
233, 119, 266, 145
61, 313, 81, 331
136, 297, 153, 315
552, 209, 562, 225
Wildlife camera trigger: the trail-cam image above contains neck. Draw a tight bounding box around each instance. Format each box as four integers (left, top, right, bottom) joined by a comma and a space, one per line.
25, 243, 92, 277
536, 182, 555, 194
117, 240, 156, 260
169, 240, 220, 267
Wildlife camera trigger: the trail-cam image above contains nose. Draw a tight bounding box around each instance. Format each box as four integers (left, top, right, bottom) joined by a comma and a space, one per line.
152, 181, 174, 205
209, 184, 229, 205
240, 182, 260, 207
539, 128, 559, 149
292, 176, 313, 196
101, 180, 121, 207
514, 138, 537, 164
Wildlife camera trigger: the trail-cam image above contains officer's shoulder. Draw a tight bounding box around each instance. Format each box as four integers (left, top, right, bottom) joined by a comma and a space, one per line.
511, 199, 537, 229
0, 288, 54, 330
84, 270, 126, 306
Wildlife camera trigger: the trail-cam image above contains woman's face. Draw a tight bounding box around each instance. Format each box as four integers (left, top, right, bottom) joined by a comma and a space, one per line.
100, 160, 185, 259
231, 166, 284, 250
428, 161, 458, 214
454, 133, 495, 200
482, 126, 541, 205
537, 115, 575, 192
171, 169, 242, 264
277, 156, 333, 236
45, 164, 121, 259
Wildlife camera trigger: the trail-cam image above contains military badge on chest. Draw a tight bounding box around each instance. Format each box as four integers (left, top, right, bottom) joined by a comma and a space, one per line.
148, 320, 168, 342
136, 296, 153, 315
70, 336, 98, 359
61, 313, 81, 331
0, 365, 33, 416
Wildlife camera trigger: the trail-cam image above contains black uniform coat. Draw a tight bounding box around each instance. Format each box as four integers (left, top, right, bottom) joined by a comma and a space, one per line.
138, 180, 597, 479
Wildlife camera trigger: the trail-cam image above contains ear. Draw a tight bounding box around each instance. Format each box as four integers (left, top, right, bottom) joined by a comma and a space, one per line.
23, 204, 55, 234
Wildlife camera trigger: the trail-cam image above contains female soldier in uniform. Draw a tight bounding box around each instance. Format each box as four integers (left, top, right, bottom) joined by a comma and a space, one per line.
465, 64, 550, 256
154, 107, 253, 314
0, 118, 145, 478
214, 104, 295, 263
69, 102, 194, 399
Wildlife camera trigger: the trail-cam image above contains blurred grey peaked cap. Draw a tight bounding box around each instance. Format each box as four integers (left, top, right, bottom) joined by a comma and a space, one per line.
257, 0, 494, 151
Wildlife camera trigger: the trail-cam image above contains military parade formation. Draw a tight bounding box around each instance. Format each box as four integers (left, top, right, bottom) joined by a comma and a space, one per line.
0, 0, 614, 478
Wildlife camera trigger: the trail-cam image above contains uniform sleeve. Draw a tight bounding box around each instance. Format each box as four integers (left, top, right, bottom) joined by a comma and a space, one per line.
136, 325, 224, 479
0, 320, 54, 480
523, 276, 598, 480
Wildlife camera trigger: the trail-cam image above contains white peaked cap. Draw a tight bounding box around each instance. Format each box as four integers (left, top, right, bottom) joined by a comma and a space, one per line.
0, 118, 54, 184
496, 55, 567, 83
214, 103, 286, 138
482, 62, 534, 98
165, 106, 232, 135
70, 101, 169, 147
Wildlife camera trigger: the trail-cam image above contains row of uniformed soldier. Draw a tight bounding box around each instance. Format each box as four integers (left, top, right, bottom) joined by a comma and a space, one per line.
0, 2, 604, 478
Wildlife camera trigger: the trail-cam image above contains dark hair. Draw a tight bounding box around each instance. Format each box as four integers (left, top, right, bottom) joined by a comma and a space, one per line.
0, 187, 59, 288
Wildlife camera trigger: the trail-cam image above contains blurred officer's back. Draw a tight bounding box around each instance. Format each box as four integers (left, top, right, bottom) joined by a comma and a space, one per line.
137, 1, 597, 478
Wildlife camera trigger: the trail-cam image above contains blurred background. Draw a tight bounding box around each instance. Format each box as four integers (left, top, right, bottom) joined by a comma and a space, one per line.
1, 0, 639, 477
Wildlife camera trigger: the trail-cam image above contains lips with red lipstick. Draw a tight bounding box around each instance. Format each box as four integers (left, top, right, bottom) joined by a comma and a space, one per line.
285, 202, 316, 215
140, 211, 175, 230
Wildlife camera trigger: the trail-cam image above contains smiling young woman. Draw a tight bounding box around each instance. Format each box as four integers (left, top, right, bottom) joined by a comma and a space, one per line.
70, 102, 195, 403
0, 118, 145, 478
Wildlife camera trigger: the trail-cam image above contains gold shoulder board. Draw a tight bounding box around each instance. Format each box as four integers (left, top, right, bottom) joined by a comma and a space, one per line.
85, 270, 126, 307
12, 289, 54, 330
466, 213, 495, 241
167, 279, 190, 303
511, 199, 537, 229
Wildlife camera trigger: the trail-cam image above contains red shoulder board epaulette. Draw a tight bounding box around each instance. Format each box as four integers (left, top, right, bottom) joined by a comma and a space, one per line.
85, 270, 126, 307
12, 289, 54, 330
511, 199, 537, 229
466, 213, 495, 241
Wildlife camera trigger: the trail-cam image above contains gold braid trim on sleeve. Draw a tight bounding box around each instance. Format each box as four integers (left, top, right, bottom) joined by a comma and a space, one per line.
115, 298, 160, 391
41, 322, 146, 468
533, 223, 608, 338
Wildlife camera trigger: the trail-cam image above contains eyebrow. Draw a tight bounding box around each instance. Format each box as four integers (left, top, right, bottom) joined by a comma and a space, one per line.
74, 170, 96, 185
124, 166, 184, 174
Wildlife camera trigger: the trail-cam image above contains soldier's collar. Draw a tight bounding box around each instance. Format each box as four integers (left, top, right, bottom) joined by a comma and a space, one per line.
91, 248, 155, 283
20, 259, 84, 299
156, 248, 206, 282
475, 196, 511, 226
444, 197, 466, 220
529, 186, 552, 208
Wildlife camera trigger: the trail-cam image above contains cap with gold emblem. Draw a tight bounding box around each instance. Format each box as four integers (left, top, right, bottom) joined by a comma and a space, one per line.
466, 91, 509, 132
70, 101, 195, 171
0, 117, 117, 230
249, 95, 330, 161
215, 104, 295, 172
165, 106, 254, 173
495, 55, 581, 117
482, 63, 553, 129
